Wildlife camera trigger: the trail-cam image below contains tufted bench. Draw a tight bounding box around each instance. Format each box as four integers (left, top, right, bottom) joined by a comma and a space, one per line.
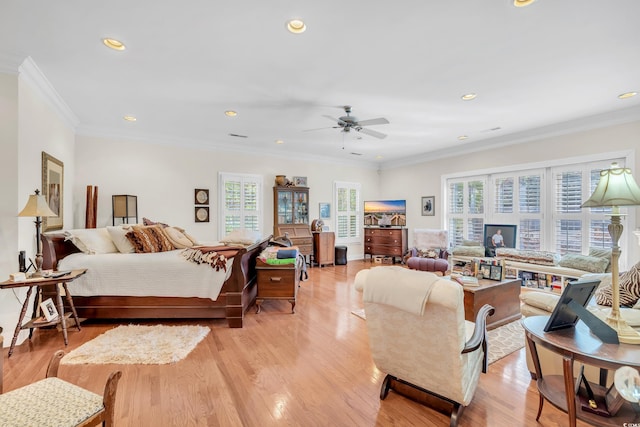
407, 256, 449, 275
0, 350, 122, 427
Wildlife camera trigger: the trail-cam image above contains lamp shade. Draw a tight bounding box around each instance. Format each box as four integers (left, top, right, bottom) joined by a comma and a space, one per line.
18, 191, 57, 217
581, 163, 640, 208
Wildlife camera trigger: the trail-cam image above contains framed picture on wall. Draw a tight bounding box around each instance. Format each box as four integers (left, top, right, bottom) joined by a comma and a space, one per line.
319, 202, 330, 219
42, 152, 64, 231
195, 206, 210, 223
421, 196, 435, 216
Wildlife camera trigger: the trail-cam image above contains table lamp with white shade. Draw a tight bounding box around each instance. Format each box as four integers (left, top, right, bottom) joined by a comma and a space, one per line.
18, 189, 57, 277
581, 163, 640, 344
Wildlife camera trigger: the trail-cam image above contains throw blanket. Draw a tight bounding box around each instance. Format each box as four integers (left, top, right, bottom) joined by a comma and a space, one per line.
363, 266, 438, 316
182, 245, 241, 271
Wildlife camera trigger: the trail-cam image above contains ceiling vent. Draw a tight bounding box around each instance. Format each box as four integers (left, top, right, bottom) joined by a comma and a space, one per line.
228, 133, 248, 138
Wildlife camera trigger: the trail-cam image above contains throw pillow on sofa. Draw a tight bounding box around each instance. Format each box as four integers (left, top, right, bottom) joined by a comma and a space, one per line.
595, 260, 640, 307
559, 254, 609, 274
588, 247, 612, 273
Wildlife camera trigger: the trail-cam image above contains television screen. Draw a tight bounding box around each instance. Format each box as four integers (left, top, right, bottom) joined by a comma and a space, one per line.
364, 200, 406, 227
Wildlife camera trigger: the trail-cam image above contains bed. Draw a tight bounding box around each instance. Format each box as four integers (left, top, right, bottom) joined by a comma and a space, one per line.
41, 231, 270, 328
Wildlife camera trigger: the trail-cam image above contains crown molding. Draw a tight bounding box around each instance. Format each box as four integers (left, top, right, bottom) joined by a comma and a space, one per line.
0, 51, 24, 74
18, 57, 80, 130
381, 104, 640, 170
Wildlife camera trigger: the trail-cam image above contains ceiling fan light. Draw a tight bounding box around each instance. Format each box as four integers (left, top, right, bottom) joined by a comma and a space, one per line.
102, 38, 126, 51
618, 91, 638, 99
287, 19, 306, 34
514, 0, 536, 7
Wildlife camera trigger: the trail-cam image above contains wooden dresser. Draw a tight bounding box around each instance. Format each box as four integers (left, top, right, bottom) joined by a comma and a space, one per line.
364, 227, 408, 263
255, 260, 300, 313
313, 232, 335, 267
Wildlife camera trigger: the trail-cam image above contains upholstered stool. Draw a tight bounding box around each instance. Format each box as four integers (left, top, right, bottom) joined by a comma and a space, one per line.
406, 256, 449, 275
0, 350, 122, 427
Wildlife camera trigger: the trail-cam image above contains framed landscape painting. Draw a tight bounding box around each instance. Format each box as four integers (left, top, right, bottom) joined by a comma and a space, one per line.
42, 152, 64, 231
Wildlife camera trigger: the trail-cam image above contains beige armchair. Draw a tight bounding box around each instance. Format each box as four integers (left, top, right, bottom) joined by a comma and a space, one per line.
355, 266, 494, 427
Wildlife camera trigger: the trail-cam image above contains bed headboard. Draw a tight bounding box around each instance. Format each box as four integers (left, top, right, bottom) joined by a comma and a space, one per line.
41, 233, 81, 271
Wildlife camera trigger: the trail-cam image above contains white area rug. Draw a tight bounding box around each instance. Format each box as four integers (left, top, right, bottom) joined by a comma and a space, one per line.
61, 324, 210, 365
350, 308, 524, 365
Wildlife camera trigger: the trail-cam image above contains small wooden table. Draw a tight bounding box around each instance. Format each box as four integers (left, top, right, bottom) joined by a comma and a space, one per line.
255, 261, 300, 313
462, 278, 521, 330
0, 269, 87, 357
523, 316, 640, 427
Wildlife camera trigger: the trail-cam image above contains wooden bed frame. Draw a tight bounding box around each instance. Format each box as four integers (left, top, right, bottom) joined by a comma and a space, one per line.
41, 233, 271, 328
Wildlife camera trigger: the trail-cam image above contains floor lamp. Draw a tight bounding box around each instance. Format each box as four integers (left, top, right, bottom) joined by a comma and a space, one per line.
582, 163, 640, 345
18, 189, 58, 277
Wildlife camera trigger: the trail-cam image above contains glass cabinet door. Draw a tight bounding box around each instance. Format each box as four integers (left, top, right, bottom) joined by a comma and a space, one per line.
277, 191, 293, 224
294, 191, 308, 224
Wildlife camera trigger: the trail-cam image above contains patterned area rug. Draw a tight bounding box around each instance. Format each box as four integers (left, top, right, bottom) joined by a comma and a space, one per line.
61, 324, 210, 365
350, 309, 524, 365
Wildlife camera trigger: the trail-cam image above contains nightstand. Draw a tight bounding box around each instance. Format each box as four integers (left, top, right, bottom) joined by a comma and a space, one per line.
255, 261, 300, 313
0, 269, 86, 357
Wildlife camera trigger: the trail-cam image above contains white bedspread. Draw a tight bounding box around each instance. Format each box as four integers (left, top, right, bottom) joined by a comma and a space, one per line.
58, 250, 233, 300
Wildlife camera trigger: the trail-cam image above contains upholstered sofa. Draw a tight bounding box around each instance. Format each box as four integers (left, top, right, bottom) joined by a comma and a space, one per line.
404, 228, 449, 262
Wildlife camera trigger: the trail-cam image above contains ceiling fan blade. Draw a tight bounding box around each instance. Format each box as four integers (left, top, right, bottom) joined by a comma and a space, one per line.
302, 126, 339, 132
356, 127, 387, 139
355, 117, 389, 126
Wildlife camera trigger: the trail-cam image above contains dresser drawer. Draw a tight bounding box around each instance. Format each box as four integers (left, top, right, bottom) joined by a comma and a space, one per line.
257, 268, 297, 298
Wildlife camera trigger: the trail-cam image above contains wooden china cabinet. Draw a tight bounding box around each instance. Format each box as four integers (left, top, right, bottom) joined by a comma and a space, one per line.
273, 186, 312, 257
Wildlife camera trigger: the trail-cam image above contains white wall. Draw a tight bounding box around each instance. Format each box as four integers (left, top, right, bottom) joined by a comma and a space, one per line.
0, 73, 19, 341
0, 70, 75, 347
379, 121, 640, 265
74, 134, 380, 253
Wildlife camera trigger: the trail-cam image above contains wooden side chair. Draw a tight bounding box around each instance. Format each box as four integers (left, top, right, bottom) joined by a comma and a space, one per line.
0, 350, 122, 426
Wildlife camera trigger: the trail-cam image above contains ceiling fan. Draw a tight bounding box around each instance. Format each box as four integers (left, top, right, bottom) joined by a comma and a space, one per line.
306, 105, 390, 139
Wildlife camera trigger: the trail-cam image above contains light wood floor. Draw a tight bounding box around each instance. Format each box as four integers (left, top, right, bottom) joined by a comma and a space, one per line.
2, 260, 592, 426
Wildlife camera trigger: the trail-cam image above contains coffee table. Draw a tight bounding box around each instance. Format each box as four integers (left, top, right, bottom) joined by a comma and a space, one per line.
462, 278, 521, 330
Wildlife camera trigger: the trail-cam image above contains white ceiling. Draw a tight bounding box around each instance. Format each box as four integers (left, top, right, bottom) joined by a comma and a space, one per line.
2, 0, 640, 168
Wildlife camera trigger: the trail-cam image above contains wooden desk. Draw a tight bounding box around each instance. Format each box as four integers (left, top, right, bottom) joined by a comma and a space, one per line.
0, 269, 87, 357
463, 278, 521, 330
523, 316, 640, 427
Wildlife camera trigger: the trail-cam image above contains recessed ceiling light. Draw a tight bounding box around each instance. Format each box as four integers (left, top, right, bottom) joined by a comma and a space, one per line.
225, 110, 237, 117
514, 0, 536, 7
618, 92, 638, 99
458, 135, 468, 140
461, 93, 477, 101
102, 38, 126, 51
275, 139, 284, 144
286, 19, 306, 34
123, 115, 137, 122
376, 155, 383, 159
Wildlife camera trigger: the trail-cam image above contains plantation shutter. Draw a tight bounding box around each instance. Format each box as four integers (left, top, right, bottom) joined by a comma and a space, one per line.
219, 173, 263, 237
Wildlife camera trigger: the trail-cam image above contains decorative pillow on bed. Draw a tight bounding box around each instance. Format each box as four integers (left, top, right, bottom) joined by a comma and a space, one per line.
106, 225, 135, 253
64, 228, 118, 254
126, 225, 175, 253
162, 226, 195, 249
142, 217, 169, 228
220, 229, 262, 246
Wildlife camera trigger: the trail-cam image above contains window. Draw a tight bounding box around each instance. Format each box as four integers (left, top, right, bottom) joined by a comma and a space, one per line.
445, 157, 626, 256
334, 181, 361, 243
446, 178, 486, 247
218, 173, 263, 237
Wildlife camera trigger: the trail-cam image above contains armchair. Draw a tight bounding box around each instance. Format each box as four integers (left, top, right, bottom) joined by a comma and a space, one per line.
355, 267, 494, 427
